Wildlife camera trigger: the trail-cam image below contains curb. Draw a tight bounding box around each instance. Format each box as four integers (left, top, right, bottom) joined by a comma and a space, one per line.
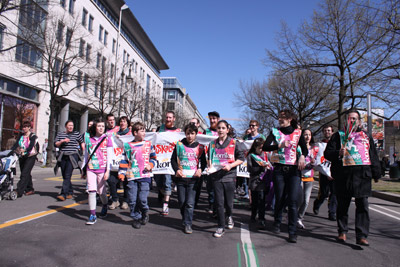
372, 191, 400, 204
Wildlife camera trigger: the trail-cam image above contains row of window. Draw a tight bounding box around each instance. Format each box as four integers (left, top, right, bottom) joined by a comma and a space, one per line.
0, 77, 39, 101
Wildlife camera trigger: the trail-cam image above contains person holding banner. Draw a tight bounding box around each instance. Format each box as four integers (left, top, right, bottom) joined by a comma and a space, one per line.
107, 116, 132, 211
118, 122, 157, 229
312, 125, 337, 221
262, 110, 307, 243
171, 123, 207, 234
106, 113, 119, 134
297, 129, 318, 229
203, 111, 220, 215
247, 138, 272, 230
156, 111, 181, 216
82, 118, 113, 225
208, 120, 244, 238
324, 110, 380, 246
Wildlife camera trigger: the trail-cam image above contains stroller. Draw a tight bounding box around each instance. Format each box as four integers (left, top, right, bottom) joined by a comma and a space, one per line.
0, 150, 19, 201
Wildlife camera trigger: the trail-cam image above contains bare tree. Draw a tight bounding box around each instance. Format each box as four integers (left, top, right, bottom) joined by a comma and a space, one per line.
143, 95, 162, 131
266, 0, 400, 128
13, 5, 95, 165
235, 69, 336, 134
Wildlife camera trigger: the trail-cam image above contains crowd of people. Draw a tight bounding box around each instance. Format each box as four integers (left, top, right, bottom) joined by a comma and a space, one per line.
9, 108, 381, 245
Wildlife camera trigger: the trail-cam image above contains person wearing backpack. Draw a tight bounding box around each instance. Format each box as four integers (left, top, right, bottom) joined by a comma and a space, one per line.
10, 121, 38, 198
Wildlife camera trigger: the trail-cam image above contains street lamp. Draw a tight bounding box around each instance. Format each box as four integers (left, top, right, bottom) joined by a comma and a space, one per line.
118, 61, 134, 117
115, 4, 129, 117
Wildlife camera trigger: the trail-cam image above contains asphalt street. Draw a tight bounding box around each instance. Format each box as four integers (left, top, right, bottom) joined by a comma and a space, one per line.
0, 164, 399, 267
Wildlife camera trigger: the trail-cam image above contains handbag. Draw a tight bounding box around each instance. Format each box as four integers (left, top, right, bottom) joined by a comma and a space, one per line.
81, 135, 107, 178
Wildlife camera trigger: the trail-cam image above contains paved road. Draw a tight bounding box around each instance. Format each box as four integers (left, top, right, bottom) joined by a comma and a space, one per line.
0, 165, 399, 267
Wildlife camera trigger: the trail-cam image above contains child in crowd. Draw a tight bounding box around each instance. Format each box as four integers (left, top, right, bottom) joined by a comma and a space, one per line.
118, 122, 157, 229
247, 138, 272, 229
207, 120, 244, 238
83, 118, 113, 225
171, 123, 207, 234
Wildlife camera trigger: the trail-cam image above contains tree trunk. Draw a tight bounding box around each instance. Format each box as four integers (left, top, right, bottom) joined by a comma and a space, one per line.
46, 100, 57, 167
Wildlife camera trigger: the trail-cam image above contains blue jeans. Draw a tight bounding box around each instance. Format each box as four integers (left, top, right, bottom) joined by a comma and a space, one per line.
154, 174, 172, 196
60, 155, 78, 196
176, 179, 197, 226
126, 180, 150, 220
273, 165, 301, 236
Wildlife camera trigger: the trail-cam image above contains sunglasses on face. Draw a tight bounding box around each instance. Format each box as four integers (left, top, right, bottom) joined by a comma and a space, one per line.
249, 124, 257, 127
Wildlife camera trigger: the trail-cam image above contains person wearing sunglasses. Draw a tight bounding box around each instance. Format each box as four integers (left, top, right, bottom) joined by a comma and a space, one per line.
243, 120, 266, 141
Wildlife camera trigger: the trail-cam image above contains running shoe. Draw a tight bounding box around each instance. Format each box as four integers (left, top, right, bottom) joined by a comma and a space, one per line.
99, 205, 108, 219
108, 200, 120, 210
161, 204, 169, 216
141, 212, 149, 225
227, 216, 234, 229
297, 219, 305, 229
184, 225, 193, 234
86, 214, 97, 225
132, 219, 141, 229
213, 228, 225, 238
120, 201, 129, 210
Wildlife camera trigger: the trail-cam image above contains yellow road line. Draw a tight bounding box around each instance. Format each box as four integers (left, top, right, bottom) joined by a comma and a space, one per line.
45, 174, 81, 182
0, 200, 88, 229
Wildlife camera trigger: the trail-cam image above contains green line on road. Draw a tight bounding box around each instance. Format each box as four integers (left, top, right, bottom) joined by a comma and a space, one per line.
244, 243, 251, 267
252, 243, 260, 267
237, 243, 242, 267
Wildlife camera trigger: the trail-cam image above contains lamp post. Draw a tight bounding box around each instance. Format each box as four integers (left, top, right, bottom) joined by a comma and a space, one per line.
115, 4, 129, 118
118, 61, 134, 117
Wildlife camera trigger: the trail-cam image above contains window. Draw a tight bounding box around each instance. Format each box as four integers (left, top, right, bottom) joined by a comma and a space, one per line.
94, 80, 99, 97
112, 39, 116, 54
167, 102, 175, 111
102, 56, 106, 72
127, 53, 130, 63
123, 50, 126, 62
110, 63, 115, 77
63, 63, 69, 82
15, 38, 43, 68
104, 30, 108, 46
135, 62, 138, 73
86, 44, 91, 62
56, 21, 64, 43
96, 53, 101, 69
0, 25, 5, 50
167, 91, 176, 100
88, 15, 94, 32
60, 0, 65, 7
18, 0, 47, 34
55, 58, 61, 77
99, 25, 103, 42
83, 73, 88, 92
79, 38, 85, 58
82, 8, 88, 27
77, 70, 82, 89
66, 28, 72, 47
68, 0, 75, 14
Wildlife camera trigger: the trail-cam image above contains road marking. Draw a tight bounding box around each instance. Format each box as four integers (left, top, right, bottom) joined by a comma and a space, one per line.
0, 200, 87, 229
370, 207, 400, 221
240, 223, 259, 267
372, 204, 400, 216
45, 174, 81, 182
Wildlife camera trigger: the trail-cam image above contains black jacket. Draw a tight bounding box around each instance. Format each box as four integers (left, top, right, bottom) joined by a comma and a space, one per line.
324, 130, 381, 197
10, 133, 38, 157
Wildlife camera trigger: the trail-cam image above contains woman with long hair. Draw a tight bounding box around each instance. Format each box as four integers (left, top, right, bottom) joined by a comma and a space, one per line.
207, 120, 244, 238
262, 110, 307, 243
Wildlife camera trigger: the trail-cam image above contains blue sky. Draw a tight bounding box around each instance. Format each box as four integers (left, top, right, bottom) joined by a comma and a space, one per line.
127, 0, 321, 128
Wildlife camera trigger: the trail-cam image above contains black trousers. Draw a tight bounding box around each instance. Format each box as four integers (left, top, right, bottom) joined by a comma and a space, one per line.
337, 195, 369, 239
213, 180, 235, 228
107, 171, 119, 202
313, 174, 337, 216
17, 156, 36, 196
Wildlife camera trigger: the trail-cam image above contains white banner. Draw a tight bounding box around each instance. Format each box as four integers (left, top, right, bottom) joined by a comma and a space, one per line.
313, 142, 332, 178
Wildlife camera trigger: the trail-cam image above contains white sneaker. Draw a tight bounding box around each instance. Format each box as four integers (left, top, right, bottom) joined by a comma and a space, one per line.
297, 219, 305, 229
227, 216, 234, 229
213, 228, 225, 238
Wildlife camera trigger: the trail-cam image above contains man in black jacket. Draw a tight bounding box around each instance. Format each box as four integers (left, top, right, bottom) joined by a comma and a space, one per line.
324, 110, 381, 246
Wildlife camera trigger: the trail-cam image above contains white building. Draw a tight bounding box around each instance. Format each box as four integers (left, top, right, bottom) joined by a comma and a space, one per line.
161, 77, 207, 131
0, 0, 168, 149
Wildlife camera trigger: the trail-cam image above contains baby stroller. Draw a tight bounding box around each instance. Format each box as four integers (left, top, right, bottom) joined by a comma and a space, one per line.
0, 150, 19, 201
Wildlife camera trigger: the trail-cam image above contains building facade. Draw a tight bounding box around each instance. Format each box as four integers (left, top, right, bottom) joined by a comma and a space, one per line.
161, 77, 207, 131
0, 0, 168, 149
